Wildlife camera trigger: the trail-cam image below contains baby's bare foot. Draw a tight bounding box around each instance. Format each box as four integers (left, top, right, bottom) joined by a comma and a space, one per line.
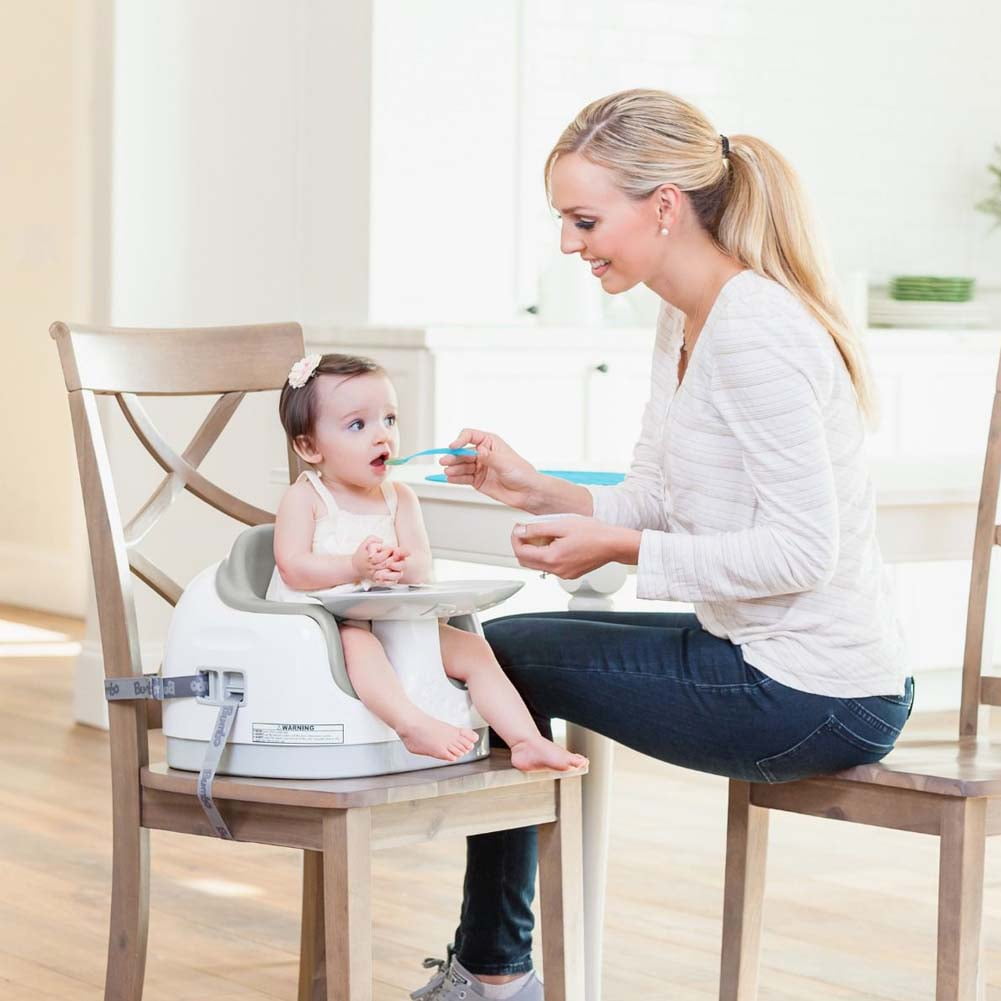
508, 736, 588, 773
395, 711, 478, 762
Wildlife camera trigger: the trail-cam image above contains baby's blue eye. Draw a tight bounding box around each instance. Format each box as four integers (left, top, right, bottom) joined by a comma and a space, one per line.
575, 220, 595, 230
348, 419, 364, 431
385, 414, 397, 427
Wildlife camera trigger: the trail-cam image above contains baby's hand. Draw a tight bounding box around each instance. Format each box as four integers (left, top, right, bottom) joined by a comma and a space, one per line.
371, 544, 409, 583
351, 536, 387, 580
351, 538, 409, 583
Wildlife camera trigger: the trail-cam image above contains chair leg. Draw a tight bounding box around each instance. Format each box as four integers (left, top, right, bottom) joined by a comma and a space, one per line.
322, 809, 372, 1001
538, 775, 586, 1001
719, 780, 768, 1001
937, 798, 987, 1001
104, 822, 150, 1001
299, 850, 327, 1001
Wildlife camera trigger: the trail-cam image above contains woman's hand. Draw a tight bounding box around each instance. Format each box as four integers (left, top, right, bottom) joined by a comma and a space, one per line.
510, 517, 641, 579
439, 428, 542, 511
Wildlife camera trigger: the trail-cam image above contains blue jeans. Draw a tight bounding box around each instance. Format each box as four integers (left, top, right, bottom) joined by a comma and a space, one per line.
452, 610, 914, 975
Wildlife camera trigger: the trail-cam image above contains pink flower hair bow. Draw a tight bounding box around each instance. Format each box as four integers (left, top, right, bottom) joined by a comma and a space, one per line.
287, 354, 322, 389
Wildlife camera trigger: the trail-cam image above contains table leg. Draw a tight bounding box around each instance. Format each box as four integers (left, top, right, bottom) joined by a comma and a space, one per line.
559, 564, 625, 1001
566, 723, 613, 1001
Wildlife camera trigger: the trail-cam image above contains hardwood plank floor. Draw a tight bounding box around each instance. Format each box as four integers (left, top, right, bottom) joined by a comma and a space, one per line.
3, 603, 1001, 999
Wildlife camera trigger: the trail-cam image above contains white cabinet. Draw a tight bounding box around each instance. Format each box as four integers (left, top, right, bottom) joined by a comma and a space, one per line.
865, 329, 1001, 463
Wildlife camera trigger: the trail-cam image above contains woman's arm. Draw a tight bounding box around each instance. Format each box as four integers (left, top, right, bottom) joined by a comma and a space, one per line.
273, 481, 364, 590
391, 482, 434, 584
637, 323, 840, 602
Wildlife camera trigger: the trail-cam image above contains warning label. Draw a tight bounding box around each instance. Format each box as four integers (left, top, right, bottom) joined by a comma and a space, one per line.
251, 722, 345, 746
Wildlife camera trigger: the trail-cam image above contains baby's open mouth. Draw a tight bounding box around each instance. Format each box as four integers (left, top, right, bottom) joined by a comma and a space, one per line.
371, 451, 390, 467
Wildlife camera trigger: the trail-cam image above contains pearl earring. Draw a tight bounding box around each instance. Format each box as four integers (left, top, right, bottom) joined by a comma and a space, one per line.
660, 227, 670, 236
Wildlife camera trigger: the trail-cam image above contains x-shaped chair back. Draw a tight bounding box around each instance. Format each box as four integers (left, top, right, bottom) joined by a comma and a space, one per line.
50, 318, 303, 853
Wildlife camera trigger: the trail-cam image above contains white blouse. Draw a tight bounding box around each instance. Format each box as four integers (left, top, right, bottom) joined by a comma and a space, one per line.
588, 269, 908, 698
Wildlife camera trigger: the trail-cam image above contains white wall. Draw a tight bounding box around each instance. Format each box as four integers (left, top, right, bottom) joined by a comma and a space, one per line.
369, 0, 520, 324
0, 0, 96, 617
99, 0, 524, 646
516, 0, 1001, 313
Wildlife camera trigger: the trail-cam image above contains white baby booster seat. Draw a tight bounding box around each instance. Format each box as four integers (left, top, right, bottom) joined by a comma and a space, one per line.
161, 524, 523, 780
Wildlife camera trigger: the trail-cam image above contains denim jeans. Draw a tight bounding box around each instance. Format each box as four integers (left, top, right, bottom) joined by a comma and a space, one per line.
452, 609, 914, 975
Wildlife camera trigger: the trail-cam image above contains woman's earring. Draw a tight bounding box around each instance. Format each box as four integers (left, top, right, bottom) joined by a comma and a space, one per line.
660, 226, 670, 236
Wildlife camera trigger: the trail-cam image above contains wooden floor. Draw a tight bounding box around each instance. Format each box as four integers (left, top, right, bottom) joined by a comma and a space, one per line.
6, 606, 1001, 1001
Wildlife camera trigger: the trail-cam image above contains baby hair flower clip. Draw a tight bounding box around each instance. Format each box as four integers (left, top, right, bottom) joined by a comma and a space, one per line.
288, 353, 322, 389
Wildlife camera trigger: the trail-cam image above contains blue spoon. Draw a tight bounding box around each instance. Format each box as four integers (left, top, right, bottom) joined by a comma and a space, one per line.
385, 447, 476, 466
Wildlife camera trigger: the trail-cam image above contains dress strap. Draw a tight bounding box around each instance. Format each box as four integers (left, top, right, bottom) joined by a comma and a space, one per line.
298, 469, 339, 518
380, 481, 399, 518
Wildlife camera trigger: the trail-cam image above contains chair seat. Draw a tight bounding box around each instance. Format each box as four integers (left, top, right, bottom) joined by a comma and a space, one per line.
142, 750, 587, 809
826, 734, 1001, 797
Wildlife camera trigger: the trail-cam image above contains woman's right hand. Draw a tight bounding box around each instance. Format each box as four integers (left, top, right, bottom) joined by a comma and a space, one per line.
440, 428, 541, 511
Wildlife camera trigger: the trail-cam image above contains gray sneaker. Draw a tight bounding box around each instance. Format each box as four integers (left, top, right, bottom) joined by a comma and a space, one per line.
409, 951, 544, 1001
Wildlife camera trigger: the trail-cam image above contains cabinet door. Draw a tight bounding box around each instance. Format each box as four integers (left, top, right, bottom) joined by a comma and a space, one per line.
584, 351, 653, 467
434, 350, 590, 464
866, 331, 1001, 462
435, 347, 653, 468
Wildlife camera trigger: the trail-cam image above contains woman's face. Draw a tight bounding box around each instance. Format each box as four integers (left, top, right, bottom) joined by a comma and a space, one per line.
549, 152, 665, 294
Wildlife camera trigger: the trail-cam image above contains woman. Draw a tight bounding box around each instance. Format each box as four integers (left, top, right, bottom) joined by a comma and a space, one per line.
411, 88, 911, 1001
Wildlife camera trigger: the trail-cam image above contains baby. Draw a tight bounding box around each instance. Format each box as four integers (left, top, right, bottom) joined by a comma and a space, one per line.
267, 352, 587, 772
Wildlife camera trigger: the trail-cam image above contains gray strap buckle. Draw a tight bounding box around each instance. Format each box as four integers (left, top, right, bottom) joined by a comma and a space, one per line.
104, 673, 208, 702
102, 671, 237, 839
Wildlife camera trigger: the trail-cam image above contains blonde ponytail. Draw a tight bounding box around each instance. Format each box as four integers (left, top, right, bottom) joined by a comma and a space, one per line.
545, 89, 875, 420
720, 135, 874, 418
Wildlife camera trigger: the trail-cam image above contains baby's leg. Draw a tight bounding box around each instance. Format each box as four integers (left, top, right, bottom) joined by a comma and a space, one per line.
339, 625, 478, 762
438, 624, 588, 772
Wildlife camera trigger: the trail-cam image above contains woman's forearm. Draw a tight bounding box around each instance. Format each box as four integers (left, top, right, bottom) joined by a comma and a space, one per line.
525, 472, 594, 516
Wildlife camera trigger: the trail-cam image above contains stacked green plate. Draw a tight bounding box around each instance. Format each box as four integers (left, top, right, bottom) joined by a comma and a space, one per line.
890, 275, 975, 302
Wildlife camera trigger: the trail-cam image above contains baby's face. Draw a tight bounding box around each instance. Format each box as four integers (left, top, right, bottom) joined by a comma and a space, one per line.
306, 371, 399, 488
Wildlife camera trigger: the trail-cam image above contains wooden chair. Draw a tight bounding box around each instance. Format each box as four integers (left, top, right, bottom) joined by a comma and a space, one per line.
51, 320, 585, 1001
719, 350, 1001, 1001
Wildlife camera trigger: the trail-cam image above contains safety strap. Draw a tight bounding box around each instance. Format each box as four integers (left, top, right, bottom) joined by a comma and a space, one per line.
104, 673, 208, 701
103, 671, 238, 840
196, 694, 241, 839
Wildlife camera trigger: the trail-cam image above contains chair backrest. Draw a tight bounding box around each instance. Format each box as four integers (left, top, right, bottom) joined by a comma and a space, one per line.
960, 349, 1001, 736
51, 320, 304, 794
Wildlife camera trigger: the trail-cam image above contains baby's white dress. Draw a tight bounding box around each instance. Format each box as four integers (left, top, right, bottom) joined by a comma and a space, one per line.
266, 469, 399, 603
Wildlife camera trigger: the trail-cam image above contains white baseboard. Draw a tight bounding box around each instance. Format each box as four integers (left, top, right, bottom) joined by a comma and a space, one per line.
0, 540, 88, 618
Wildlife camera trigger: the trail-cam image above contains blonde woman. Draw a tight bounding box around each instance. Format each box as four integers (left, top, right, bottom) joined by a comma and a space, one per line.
410, 89, 911, 1000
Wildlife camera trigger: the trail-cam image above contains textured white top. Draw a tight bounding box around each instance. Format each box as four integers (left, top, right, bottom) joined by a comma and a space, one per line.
266, 471, 399, 602
589, 270, 908, 698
